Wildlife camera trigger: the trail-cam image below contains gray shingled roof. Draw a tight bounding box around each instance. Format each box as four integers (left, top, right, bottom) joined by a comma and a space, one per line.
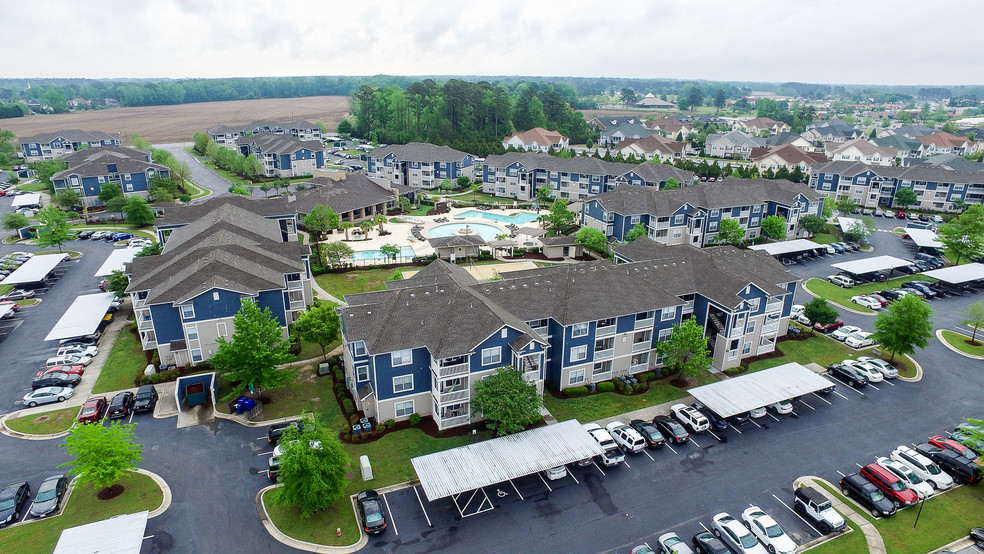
594, 179, 822, 216
369, 142, 470, 163
237, 133, 323, 155
158, 195, 292, 227
482, 152, 694, 183
18, 129, 119, 145
51, 146, 168, 181
288, 175, 394, 215
427, 234, 487, 248
813, 160, 984, 184
207, 120, 319, 136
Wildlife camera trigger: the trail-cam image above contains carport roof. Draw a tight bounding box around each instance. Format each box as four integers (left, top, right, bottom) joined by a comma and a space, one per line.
411, 419, 603, 501
748, 239, 822, 256
94, 247, 142, 277
0, 253, 64, 285
922, 263, 984, 284
837, 216, 860, 233
830, 255, 911, 275
44, 292, 115, 341
905, 228, 943, 249
53, 510, 148, 554
688, 362, 834, 418
11, 193, 42, 208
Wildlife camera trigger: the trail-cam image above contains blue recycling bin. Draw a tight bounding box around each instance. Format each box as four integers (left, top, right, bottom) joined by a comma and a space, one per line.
241, 398, 256, 411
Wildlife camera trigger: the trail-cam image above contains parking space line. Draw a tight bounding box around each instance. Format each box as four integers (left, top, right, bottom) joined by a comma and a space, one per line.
506, 478, 524, 499
771, 493, 824, 536
568, 471, 579, 484
622, 458, 631, 468
699, 521, 711, 533
728, 424, 743, 434
768, 413, 780, 422
811, 392, 832, 405
382, 493, 398, 535
688, 437, 701, 448
827, 375, 865, 396
536, 473, 551, 493
256, 436, 267, 441
882, 380, 895, 387
831, 388, 851, 400
707, 430, 722, 442
642, 449, 655, 462
749, 419, 763, 428
799, 399, 815, 411
412, 486, 433, 527
592, 461, 606, 476
664, 443, 678, 454
855, 462, 864, 468
836, 470, 847, 477
256, 450, 273, 456
868, 383, 880, 391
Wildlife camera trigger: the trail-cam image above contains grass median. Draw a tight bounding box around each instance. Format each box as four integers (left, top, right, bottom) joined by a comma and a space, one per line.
93, 327, 147, 394
804, 275, 932, 314
315, 266, 418, 298
746, 328, 917, 378
5, 406, 78, 435
939, 330, 984, 356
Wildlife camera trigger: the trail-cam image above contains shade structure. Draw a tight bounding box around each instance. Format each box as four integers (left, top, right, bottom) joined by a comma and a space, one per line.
44, 292, 116, 341
11, 193, 42, 208
94, 247, 142, 277
749, 239, 823, 256
905, 228, 943, 249
54, 510, 148, 554
831, 255, 912, 275
922, 263, 984, 284
688, 362, 834, 418
1, 254, 65, 285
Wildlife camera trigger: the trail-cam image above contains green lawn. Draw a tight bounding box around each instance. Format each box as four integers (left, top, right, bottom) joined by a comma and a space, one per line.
804, 275, 931, 313
93, 327, 148, 394
940, 330, 984, 356
810, 224, 843, 245
219, 368, 339, 422
263, 487, 360, 546
0, 284, 12, 296
815, 481, 984, 554
183, 180, 210, 199
543, 372, 719, 423
0, 471, 163, 554
5, 406, 78, 435
315, 266, 418, 299
804, 517, 868, 554
15, 182, 49, 192
747, 327, 917, 377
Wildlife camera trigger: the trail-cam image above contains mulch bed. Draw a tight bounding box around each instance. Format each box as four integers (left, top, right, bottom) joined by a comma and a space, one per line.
97, 484, 125, 500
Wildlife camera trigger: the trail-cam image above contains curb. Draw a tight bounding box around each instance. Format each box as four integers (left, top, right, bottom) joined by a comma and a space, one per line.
793, 475, 887, 554
255, 485, 367, 553
934, 329, 984, 360
0, 408, 76, 441
895, 353, 923, 382
135, 468, 172, 517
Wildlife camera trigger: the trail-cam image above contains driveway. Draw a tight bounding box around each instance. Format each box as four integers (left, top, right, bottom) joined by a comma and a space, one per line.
155, 143, 230, 200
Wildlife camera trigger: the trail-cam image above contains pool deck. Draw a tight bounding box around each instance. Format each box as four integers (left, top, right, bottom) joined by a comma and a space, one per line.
401, 260, 539, 280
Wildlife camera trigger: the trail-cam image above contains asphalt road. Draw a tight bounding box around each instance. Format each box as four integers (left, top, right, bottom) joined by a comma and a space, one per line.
156, 143, 230, 199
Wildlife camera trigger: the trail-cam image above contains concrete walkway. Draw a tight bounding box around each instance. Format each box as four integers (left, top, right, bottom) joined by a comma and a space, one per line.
794, 475, 887, 554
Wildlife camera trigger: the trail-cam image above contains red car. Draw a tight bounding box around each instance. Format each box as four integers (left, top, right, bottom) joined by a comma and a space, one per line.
36, 365, 85, 378
860, 463, 919, 508
814, 319, 845, 333
867, 293, 889, 307
896, 211, 907, 219
0, 301, 18, 311
77, 396, 107, 423
929, 435, 981, 465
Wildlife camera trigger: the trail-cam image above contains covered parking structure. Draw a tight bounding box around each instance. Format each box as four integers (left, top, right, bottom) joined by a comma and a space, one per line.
749, 239, 825, 263
830, 255, 912, 280
54, 510, 148, 554
688, 362, 834, 418
837, 216, 861, 234
0, 253, 66, 287
905, 228, 943, 251
94, 247, 142, 277
922, 263, 984, 288
11, 192, 43, 210
44, 292, 116, 341
411, 419, 603, 518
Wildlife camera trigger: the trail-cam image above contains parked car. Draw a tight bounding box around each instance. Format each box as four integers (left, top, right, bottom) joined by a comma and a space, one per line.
827, 363, 868, 387
606, 421, 647, 453
789, 304, 804, 320
31, 371, 82, 390
710, 512, 768, 554
793, 487, 846, 534
828, 243, 845, 254
850, 296, 882, 310
45, 353, 93, 368
842, 359, 884, 382
629, 419, 665, 448
273, 439, 322, 457
0, 289, 35, 301
36, 365, 84, 378
0, 482, 31, 527
895, 211, 907, 219
110, 232, 133, 242
876, 289, 905, 302
657, 532, 695, 554
28, 475, 67, 519
814, 319, 845, 333
902, 281, 936, 298
691, 531, 729, 554
355, 490, 387, 534
267, 420, 312, 444
749, 406, 767, 418
107, 391, 135, 418
691, 401, 729, 431
817, 374, 837, 394
56, 344, 99, 358
767, 400, 794, 415
831, 325, 862, 341
860, 463, 919, 508
23, 386, 74, 407
856, 356, 898, 379
876, 457, 935, 500
827, 275, 855, 288
266, 455, 281, 481
583, 423, 624, 466
670, 403, 710, 433
839, 473, 897, 517
99, 279, 110, 291
914, 253, 944, 267
891, 445, 953, 490
928, 435, 981, 465
543, 465, 567, 480
77, 230, 94, 239
77, 396, 108, 423
653, 415, 689, 444
845, 331, 875, 349
741, 506, 797, 554
915, 443, 981, 484
134, 384, 158, 413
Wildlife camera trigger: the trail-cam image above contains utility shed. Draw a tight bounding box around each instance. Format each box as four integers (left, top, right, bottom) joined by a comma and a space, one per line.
0, 253, 65, 286
748, 239, 823, 256
688, 362, 834, 418
44, 292, 115, 341
922, 263, 984, 284
831, 256, 911, 275
53, 510, 148, 554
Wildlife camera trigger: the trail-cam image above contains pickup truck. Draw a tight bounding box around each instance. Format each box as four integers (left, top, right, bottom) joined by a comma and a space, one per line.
583, 423, 624, 467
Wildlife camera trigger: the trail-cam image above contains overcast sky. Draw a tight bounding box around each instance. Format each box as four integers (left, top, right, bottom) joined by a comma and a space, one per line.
3, 0, 980, 86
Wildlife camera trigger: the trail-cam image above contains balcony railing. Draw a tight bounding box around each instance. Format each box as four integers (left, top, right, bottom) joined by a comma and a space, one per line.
523, 370, 540, 382
632, 341, 651, 353
594, 348, 613, 359
682, 300, 695, 314
761, 322, 780, 335
596, 325, 616, 337
530, 325, 549, 339
592, 370, 612, 382
630, 362, 648, 373
435, 389, 470, 404
133, 297, 147, 308
138, 319, 154, 331
757, 342, 776, 354
431, 361, 469, 378
286, 281, 303, 290
765, 301, 783, 313
634, 317, 654, 330
435, 413, 471, 430
289, 300, 306, 310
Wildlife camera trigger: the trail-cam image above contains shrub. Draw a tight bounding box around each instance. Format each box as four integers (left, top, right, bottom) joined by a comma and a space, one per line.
342, 431, 352, 442
437, 430, 445, 436
385, 419, 395, 428
613, 379, 626, 391
348, 414, 361, 425
638, 373, 651, 384
139, 368, 180, 385
596, 381, 615, 393
408, 413, 421, 426
624, 385, 633, 394
179, 193, 192, 203
333, 367, 343, 380
352, 433, 363, 442
130, 321, 138, 333
563, 386, 589, 397
341, 398, 354, 414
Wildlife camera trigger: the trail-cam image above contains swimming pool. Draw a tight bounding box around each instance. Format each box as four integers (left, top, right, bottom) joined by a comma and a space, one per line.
429, 223, 503, 241
352, 246, 416, 261
459, 210, 540, 225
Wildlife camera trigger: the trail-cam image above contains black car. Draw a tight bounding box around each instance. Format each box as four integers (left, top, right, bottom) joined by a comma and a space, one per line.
356, 490, 387, 534
77, 230, 94, 240
107, 391, 135, 419
902, 281, 936, 298
876, 289, 904, 302
818, 374, 837, 394
267, 455, 281, 482
970, 527, 984, 549
31, 372, 82, 390
692, 531, 730, 554
652, 415, 689, 444
0, 481, 30, 527
691, 402, 729, 431
134, 384, 158, 413
840, 473, 896, 517
915, 443, 982, 484
827, 363, 868, 388
28, 475, 67, 519
267, 420, 312, 444
629, 419, 665, 448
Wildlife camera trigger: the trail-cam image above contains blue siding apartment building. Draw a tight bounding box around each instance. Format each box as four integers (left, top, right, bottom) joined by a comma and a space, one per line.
236, 134, 326, 178
18, 129, 120, 163
366, 142, 474, 190
50, 146, 170, 206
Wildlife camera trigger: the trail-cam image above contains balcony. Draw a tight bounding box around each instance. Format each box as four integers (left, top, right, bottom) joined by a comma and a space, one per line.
133, 297, 147, 308
630, 362, 649, 373
286, 280, 303, 290
138, 319, 154, 331
634, 317, 654, 330
435, 413, 470, 430
431, 360, 469, 378
530, 325, 549, 339
765, 301, 783, 313
592, 370, 612, 382
631, 341, 651, 353
594, 348, 613, 359
682, 300, 694, 314
523, 370, 540, 382
761, 322, 779, 335
289, 299, 306, 310
596, 325, 616, 337
757, 341, 776, 354
435, 388, 470, 405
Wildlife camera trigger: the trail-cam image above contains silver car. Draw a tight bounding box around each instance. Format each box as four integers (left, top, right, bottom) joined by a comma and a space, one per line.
23, 387, 74, 407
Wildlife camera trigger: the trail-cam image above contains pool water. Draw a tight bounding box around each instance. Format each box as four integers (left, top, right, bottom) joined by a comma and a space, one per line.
352, 246, 416, 261
459, 210, 540, 225
429, 223, 503, 241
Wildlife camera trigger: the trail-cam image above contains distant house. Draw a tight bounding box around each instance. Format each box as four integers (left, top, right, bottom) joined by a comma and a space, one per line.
366, 142, 474, 190
50, 146, 170, 206
916, 132, 979, 157
889, 124, 935, 139
826, 139, 898, 166
616, 135, 686, 162
704, 131, 766, 159
634, 93, 676, 109
734, 117, 790, 136
538, 235, 583, 259
765, 131, 817, 151
871, 134, 922, 160
597, 122, 658, 147
18, 129, 120, 163
235, 134, 325, 178
751, 145, 827, 174
588, 117, 643, 131
502, 127, 570, 152
643, 118, 697, 141
802, 118, 862, 143
207, 119, 323, 147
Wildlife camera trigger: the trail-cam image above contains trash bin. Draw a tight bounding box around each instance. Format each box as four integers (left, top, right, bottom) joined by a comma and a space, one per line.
587, 383, 597, 393
241, 398, 256, 411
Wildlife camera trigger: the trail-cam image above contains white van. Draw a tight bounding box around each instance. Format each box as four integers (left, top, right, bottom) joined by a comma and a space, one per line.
605, 421, 647, 453
827, 275, 855, 288
670, 403, 710, 433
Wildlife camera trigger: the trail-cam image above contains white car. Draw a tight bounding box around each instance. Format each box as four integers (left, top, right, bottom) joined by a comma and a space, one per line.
741, 506, 798, 554
670, 403, 710, 433
890, 445, 954, 490
768, 400, 794, 415
605, 421, 647, 453
23, 386, 75, 407
876, 457, 935, 500
543, 466, 568, 480
656, 533, 694, 554
15, 208, 37, 217
857, 356, 898, 379
790, 305, 804, 320
57, 345, 99, 358
843, 359, 884, 382
45, 354, 93, 368
831, 325, 862, 341
272, 440, 322, 457
750, 406, 767, 419
844, 331, 874, 349
850, 295, 881, 310
824, 244, 836, 254
711, 512, 768, 554
583, 423, 624, 467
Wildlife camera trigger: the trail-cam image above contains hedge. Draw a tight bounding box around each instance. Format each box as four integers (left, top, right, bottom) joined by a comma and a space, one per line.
341, 398, 355, 414
596, 381, 615, 392
563, 386, 589, 397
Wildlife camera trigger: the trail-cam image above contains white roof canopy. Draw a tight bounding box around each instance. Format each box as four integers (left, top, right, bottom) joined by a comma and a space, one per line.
54, 511, 148, 554
749, 239, 823, 256
831, 255, 911, 275
411, 419, 603, 501
44, 292, 115, 341
905, 228, 943, 249
1, 253, 64, 285
837, 216, 860, 233
688, 363, 834, 418
95, 248, 142, 277
922, 263, 984, 284
11, 193, 43, 208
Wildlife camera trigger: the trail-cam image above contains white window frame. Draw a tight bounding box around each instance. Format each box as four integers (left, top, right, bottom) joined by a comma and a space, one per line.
395, 400, 414, 418
393, 374, 413, 393
570, 344, 587, 362
661, 307, 675, 321
742, 341, 752, 355
357, 365, 369, 382
747, 298, 761, 311
216, 322, 227, 338
568, 369, 585, 386
481, 347, 501, 366
180, 304, 195, 319
673, 214, 685, 225
392, 348, 413, 367
572, 322, 589, 338
352, 341, 367, 357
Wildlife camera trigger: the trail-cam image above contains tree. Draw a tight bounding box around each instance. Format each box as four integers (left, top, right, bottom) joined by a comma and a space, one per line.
798, 214, 827, 235
358, 220, 373, 240
106, 269, 130, 296
30, 159, 68, 187
34, 205, 75, 252
123, 196, 155, 225
135, 242, 162, 257
844, 217, 874, 241
822, 196, 834, 218
655, 319, 711, 381
835, 197, 859, 214
625, 223, 647, 243
803, 297, 839, 327
663, 177, 681, 190
379, 244, 401, 261
58, 420, 143, 494
893, 187, 918, 210
105, 196, 127, 220
547, 199, 575, 233
960, 300, 984, 345
149, 176, 179, 202
686, 87, 705, 112
193, 132, 211, 155
439, 178, 454, 192
340, 221, 354, 241
98, 181, 123, 205
210, 299, 295, 396
713, 89, 727, 113
936, 205, 984, 264
322, 241, 354, 268
131, 134, 151, 150
373, 213, 387, 234
163, 157, 192, 183
293, 302, 340, 360
871, 294, 934, 361
2, 212, 29, 232
274, 421, 348, 517
576, 227, 607, 253
55, 188, 82, 210
398, 196, 412, 213
304, 205, 334, 267
457, 175, 471, 188
336, 118, 354, 135
714, 218, 745, 246
760, 215, 788, 240
535, 185, 553, 205
472, 365, 542, 436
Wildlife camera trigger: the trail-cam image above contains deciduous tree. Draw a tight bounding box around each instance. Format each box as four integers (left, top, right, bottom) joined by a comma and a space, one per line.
663, 177, 681, 190
210, 299, 295, 397
655, 319, 711, 381
798, 215, 827, 235
106, 269, 130, 296
625, 223, 647, 243
936, 205, 984, 264
379, 244, 400, 261
293, 302, 340, 360
576, 226, 607, 253
304, 205, 334, 267
714, 218, 745, 246
34, 205, 75, 252
893, 187, 918, 210
547, 199, 575, 233
960, 300, 984, 345
274, 421, 348, 517
98, 181, 123, 204
871, 294, 934, 361
472, 365, 542, 436
55, 188, 82, 210
2, 212, 29, 232
760, 215, 788, 240
322, 241, 354, 268
123, 196, 155, 225
803, 297, 839, 327
58, 420, 143, 494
